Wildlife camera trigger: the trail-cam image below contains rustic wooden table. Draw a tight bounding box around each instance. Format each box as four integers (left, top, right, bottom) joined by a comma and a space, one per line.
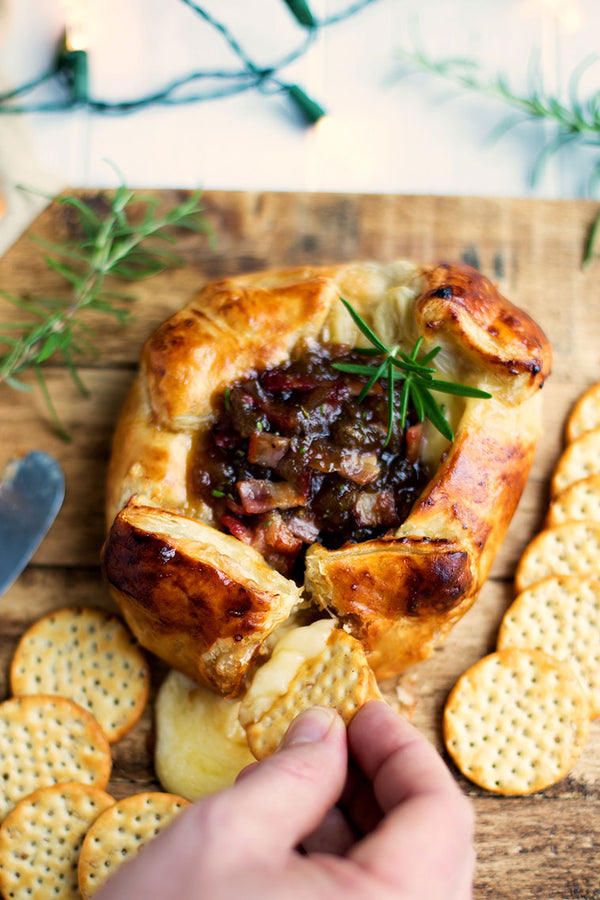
1, 190, 599, 899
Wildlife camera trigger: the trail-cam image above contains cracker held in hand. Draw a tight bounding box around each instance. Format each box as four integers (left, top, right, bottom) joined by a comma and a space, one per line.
546, 474, 600, 527
551, 427, 600, 499
514, 522, 600, 594
565, 382, 600, 443
78, 792, 189, 898
0, 695, 111, 823
498, 575, 600, 718
239, 619, 381, 760
0, 783, 113, 900
443, 648, 589, 795
10, 606, 150, 743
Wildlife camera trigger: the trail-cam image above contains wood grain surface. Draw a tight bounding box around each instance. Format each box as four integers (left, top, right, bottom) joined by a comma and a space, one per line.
1, 190, 599, 899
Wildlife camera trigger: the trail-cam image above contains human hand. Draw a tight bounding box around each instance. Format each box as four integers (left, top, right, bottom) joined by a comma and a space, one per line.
96, 700, 474, 900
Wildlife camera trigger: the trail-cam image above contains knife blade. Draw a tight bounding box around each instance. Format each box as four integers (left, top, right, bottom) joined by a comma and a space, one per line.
0, 451, 65, 598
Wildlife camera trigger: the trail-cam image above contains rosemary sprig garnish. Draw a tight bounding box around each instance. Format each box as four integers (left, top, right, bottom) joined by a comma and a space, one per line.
0, 185, 210, 439
333, 296, 491, 444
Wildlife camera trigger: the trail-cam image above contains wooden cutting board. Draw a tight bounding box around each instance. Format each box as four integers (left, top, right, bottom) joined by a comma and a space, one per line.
1, 190, 599, 899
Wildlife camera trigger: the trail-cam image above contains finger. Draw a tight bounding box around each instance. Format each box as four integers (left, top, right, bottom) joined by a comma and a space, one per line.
351, 788, 475, 900
348, 700, 463, 811
301, 805, 358, 856
348, 701, 475, 900
189, 706, 348, 862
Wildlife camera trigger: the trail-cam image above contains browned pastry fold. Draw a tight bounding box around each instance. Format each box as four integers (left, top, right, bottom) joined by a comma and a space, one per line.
101, 502, 301, 696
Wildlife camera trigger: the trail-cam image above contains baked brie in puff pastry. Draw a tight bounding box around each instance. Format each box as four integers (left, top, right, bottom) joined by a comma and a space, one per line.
102, 261, 551, 696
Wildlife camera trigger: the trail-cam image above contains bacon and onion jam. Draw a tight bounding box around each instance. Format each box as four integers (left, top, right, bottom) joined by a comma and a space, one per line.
191, 344, 431, 578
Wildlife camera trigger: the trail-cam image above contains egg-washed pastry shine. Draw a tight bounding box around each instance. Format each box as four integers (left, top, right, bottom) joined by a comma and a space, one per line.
102, 260, 551, 714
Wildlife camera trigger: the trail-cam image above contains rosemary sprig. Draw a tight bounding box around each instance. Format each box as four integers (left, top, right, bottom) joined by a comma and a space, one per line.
583, 208, 600, 269
396, 47, 600, 192
333, 296, 491, 444
397, 46, 600, 269
0, 185, 210, 439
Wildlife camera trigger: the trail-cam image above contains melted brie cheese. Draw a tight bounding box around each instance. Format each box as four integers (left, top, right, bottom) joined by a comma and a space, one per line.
154, 669, 255, 800
239, 618, 336, 726
420, 393, 464, 468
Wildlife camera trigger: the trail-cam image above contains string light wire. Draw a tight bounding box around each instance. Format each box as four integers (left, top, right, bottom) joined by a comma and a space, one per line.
0, 0, 380, 124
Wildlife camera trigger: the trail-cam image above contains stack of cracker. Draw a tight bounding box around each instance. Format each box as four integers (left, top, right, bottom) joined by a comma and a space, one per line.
443, 384, 600, 795
0, 605, 188, 899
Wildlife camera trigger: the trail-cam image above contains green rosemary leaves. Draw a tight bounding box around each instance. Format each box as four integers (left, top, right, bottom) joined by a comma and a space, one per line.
333, 296, 492, 444
0, 186, 210, 438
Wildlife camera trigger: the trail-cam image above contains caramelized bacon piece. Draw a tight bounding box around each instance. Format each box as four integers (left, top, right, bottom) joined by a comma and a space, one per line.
405, 423, 424, 464
247, 432, 290, 467
237, 479, 307, 514
308, 444, 380, 485
352, 490, 398, 527
221, 510, 303, 577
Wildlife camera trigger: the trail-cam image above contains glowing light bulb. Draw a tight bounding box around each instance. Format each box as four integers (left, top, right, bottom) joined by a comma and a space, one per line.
62, 0, 88, 51
519, 0, 583, 31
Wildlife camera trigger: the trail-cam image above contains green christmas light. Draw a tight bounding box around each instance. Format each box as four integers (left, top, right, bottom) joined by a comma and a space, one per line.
285, 84, 326, 125
56, 30, 89, 105
282, 0, 317, 28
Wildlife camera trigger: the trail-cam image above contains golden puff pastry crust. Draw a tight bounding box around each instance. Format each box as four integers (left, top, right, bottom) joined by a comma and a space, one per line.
101, 502, 302, 697
102, 260, 552, 691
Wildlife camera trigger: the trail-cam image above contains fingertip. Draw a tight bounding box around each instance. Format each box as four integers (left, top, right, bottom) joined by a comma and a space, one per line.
279, 706, 343, 749
349, 698, 415, 745
352, 698, 406, 724
349, 699, 427, 778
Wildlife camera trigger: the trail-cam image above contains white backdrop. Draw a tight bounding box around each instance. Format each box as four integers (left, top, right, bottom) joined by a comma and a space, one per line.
0, 0, 599, 251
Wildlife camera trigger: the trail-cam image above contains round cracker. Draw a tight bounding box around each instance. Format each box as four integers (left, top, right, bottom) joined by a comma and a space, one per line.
546, 474, 600, 527
514, 522, 600, 594
551, 427, 600, 499
443, 648, 589, 795
78, 792, 189, 898
498, 575, 600, 717
0, 783, 114, 900
565, 382, 600, 443
10, 606, 150, 743
242, 627, 381, 760
0, 695, 112, 823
